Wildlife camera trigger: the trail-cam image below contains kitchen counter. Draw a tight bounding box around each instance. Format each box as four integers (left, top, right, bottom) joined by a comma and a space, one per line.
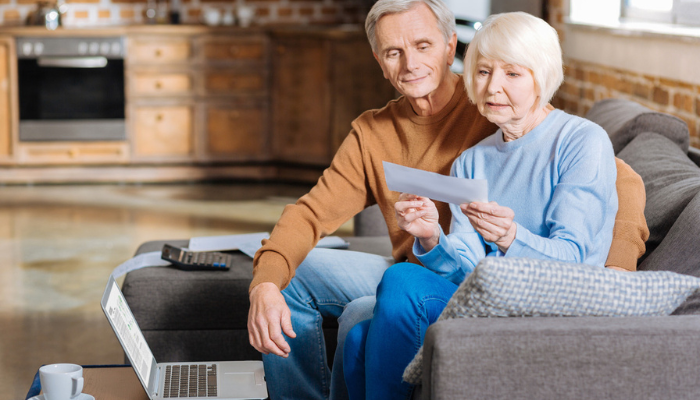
0, 24, 365, 38
0, 23, 392, 184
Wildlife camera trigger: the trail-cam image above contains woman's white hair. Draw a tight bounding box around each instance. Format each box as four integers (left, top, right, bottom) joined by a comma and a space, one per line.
463, 12, 563, 109
365, 0, 456, 53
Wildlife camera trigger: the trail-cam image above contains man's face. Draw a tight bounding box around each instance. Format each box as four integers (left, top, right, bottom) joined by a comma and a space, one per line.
373, 3, 457, 100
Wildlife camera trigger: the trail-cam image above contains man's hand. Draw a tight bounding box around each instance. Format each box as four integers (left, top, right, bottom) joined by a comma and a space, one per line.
395, 193, 441, 251
462, 201, 516, 253
248, 282, 296, 357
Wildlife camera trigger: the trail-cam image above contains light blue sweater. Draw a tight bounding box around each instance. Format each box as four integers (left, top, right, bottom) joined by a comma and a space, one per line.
415, 109, 618, 284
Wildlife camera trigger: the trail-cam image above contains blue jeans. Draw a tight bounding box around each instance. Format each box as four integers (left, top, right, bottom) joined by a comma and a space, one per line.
343, 263, 458, 400
262, 248, 393, 400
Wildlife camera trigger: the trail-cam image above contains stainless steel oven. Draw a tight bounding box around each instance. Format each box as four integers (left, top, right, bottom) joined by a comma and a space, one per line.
17, 36, 126, 142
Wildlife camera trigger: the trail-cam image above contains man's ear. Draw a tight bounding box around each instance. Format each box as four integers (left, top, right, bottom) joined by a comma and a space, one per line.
373, 51, 389, 80
447, 32, 458, 66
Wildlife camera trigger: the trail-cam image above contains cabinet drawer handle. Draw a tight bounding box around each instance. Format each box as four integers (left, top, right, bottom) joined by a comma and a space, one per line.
155, 49, 162, 57
230, 111, 240, 119
229, 46, 240, 56
156, 114, 164, 122
276, 46, 286, 55
69, 148, 78, 158
155, 81, 162, 90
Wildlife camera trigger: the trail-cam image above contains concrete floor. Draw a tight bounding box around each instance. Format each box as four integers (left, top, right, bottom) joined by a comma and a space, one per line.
0, 182, 352, 399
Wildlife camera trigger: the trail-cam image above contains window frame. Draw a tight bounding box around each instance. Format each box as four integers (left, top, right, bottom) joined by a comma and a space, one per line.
621, 0, 700, 26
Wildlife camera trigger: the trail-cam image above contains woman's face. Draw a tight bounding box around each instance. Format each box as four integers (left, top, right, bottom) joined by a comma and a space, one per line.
472, 56, 540, 128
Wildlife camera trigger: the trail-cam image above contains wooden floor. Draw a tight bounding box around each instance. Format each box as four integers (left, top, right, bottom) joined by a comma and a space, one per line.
0, 182, 352, 399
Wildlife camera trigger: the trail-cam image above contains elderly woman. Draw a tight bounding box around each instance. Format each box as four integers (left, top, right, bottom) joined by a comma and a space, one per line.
343, 11, 618, 400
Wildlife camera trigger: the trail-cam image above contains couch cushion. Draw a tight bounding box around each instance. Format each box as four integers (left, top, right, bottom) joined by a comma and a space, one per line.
585, 98, 689, 154
402, 257, 700, 384
617, 132, 700, 263
640, 191, 700, 277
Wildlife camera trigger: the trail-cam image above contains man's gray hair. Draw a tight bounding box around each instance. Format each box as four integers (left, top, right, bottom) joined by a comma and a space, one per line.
365, 0, 456, 53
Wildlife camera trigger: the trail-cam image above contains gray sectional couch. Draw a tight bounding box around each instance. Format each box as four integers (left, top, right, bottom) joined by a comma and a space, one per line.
122, 98, 700, 399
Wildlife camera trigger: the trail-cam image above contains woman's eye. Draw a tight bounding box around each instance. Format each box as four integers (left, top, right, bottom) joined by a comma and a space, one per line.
508, 72, 520, 77
478, 70, 489, 75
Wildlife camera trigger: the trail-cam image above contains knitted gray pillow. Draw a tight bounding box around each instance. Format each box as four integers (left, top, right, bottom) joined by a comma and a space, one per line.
402, 257, 700, 385
585, 98, 689, 154
617, 132, 700, 264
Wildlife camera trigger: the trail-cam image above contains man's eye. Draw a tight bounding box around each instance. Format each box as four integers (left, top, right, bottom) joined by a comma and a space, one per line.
387, 51, 399, 58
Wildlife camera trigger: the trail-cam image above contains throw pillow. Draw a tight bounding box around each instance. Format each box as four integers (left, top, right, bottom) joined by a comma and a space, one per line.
402, 257, 700, 385
617, 132, 700, 263
585, 98, 689, 154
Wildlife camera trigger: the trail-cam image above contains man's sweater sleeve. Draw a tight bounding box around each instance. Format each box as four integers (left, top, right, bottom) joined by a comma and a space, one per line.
250, 125, 371, 291
605, 158, 649, 271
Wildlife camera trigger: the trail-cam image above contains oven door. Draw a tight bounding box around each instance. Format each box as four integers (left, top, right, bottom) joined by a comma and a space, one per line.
18, 56, 125, 141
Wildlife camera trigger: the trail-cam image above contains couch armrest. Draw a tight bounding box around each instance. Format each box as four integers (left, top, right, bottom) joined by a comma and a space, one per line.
420, 316, 700, 400
353, 204, 389, 237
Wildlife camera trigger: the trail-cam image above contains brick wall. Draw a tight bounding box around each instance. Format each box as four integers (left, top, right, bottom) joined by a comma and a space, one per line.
546, 0, 700, 148
0, 0, 371, 27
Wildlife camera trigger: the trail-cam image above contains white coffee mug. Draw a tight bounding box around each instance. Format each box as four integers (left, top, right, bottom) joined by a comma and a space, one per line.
39, 364, 84, 400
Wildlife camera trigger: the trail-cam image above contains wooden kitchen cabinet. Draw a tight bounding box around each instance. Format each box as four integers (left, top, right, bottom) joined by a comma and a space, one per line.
0, 36, 13, 159
129, 38, 191, 64
131, 72, 193, 97
0, 26, 393, 183
127, 31, 270, 163
199, 37, 267, 62
16, 142, 129, 164
131, 105, 193, 159
204, 103, 268, 160
271, 30, 395, 165
202, 70, 266, 95
271, 37, 330, 164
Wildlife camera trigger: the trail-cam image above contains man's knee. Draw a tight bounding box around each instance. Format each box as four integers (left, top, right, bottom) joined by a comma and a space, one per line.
338, 296, 376, 341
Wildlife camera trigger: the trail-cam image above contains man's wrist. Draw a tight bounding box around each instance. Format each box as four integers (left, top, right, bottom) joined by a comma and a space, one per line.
250, 281, 281, 299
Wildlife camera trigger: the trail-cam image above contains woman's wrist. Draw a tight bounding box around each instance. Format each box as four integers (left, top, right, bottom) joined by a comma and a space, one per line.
418, 226, 441, 252
496, 223, 517, 253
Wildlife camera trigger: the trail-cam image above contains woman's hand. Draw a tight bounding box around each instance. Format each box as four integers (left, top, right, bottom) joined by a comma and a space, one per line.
462, 201, 516, 253
395, 193, 441, 251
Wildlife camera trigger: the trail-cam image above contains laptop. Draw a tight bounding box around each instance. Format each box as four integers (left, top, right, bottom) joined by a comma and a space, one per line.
100, 275, 268, 399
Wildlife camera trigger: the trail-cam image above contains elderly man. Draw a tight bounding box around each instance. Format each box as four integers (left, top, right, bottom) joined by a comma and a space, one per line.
248, 1, 649, 399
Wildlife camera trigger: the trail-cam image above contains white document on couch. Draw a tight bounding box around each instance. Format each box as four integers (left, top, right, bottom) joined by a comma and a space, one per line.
383, 161, 488, 204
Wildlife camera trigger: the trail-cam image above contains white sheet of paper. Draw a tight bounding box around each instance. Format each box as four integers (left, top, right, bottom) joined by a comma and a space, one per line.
110, 251, 170, 280
189, 233, 350, 258
383, 161, 488, 204
189, 232, 270, 252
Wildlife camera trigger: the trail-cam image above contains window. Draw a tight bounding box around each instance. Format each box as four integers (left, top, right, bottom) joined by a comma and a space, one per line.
622, 0, 700, 27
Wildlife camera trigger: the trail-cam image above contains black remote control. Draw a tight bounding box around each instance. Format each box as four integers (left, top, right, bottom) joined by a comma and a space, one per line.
161, 244, 232, 271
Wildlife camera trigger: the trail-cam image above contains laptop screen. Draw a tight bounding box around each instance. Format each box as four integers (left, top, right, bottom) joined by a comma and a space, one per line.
103, 277, 157, 390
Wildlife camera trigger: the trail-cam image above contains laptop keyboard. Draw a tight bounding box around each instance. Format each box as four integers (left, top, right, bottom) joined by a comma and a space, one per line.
163, 364, 218, 398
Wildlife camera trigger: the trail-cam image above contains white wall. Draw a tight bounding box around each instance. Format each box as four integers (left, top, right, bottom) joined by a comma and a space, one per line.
444, 0, 490, 20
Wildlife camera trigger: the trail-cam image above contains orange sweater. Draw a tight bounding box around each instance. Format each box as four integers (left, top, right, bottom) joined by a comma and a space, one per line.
607, 158, 650, 270
251, 79, 648, 290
